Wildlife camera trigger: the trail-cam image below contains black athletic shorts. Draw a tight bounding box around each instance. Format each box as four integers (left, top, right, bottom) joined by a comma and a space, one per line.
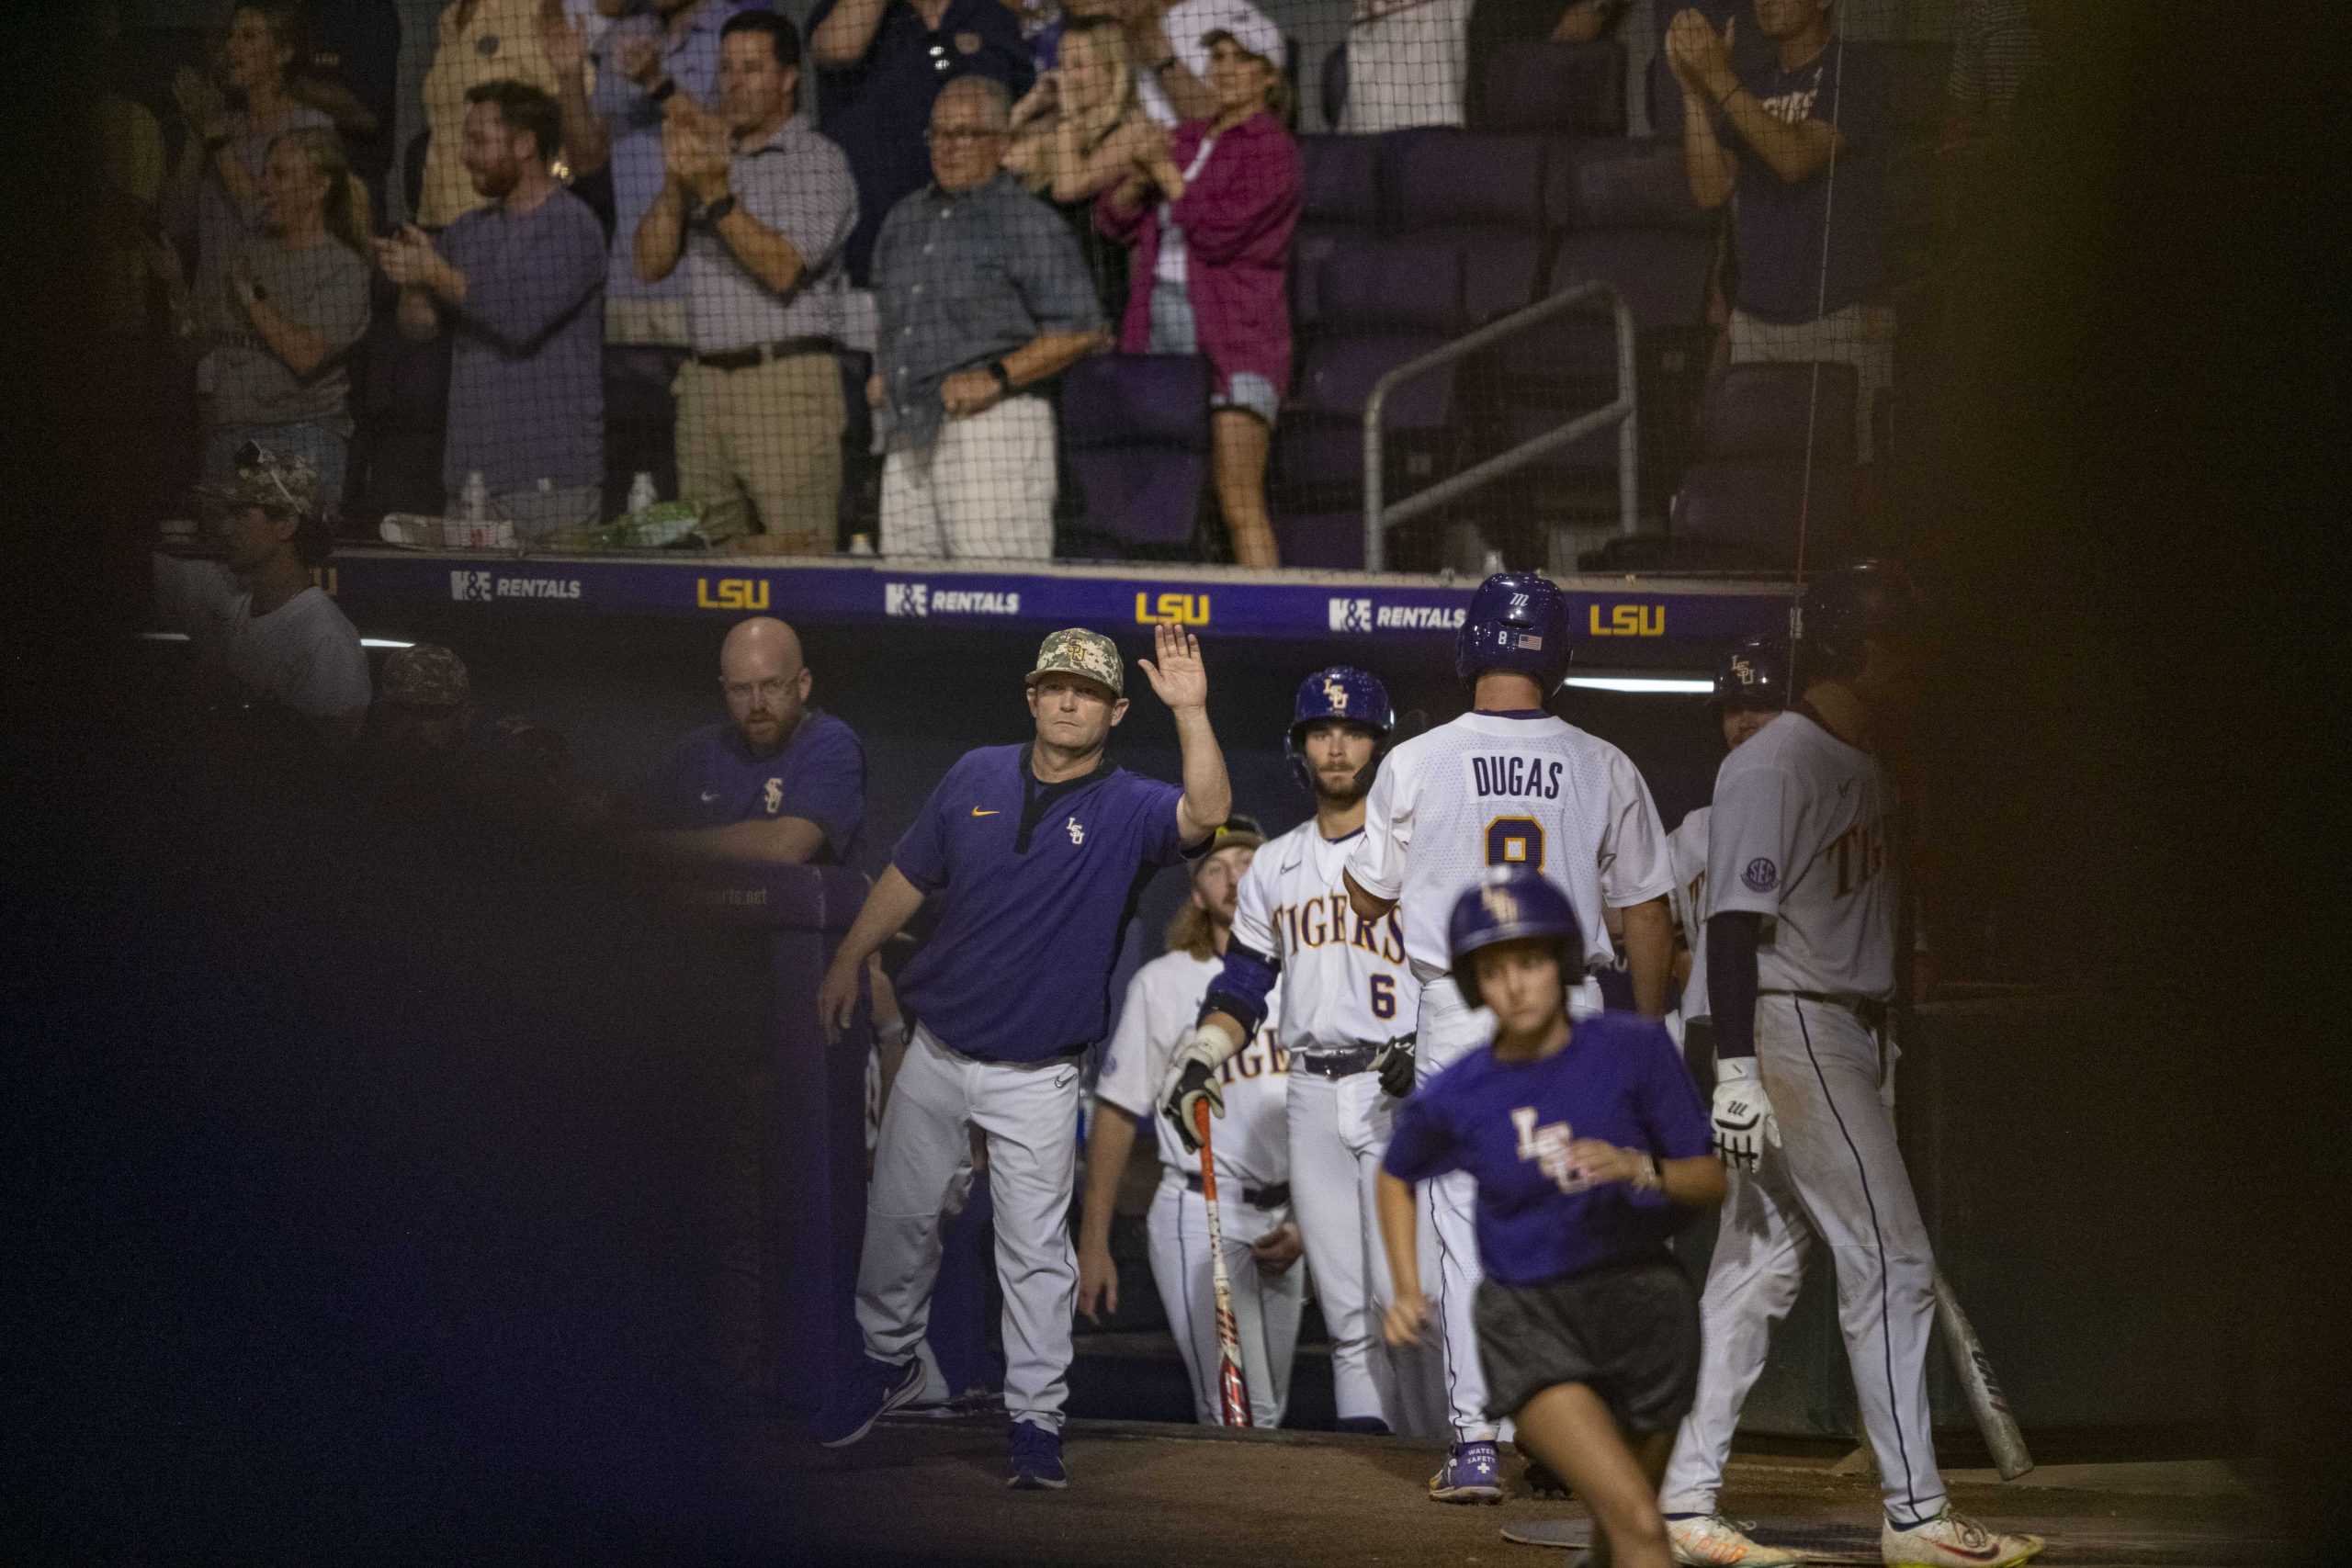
1474, 1254, 1701, 1432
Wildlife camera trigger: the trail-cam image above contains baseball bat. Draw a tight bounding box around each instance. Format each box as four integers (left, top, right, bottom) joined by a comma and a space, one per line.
1931, 1269, 2032, 1480
1192, 1100, 1254, 1428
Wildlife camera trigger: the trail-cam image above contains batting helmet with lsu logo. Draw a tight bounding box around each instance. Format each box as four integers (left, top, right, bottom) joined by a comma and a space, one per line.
1793, 558, 1920, 682
1455, 571, 1572, 694
1710, 636, 1790, 711
1447, 867, 1584, 1010
1286, 665, 1395, 794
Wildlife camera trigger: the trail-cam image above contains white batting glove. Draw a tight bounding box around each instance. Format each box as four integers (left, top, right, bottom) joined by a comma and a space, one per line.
1710, 1056, 1780, 1172
1157, 1025, 1234, 1154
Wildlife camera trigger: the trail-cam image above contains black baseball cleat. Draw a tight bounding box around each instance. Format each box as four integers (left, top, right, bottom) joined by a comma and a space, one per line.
811, 1353, 923, 1448
1007, 1420, 1068, 1489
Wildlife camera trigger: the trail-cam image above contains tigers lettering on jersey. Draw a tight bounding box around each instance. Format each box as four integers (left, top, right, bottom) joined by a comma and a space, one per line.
1829, 817, 1885, 897
1271, 892, 1408, 964
1218, 1032, 1292, 1085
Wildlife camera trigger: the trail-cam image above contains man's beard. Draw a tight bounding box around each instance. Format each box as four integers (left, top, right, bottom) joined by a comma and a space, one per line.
1313, 773, 1368, 806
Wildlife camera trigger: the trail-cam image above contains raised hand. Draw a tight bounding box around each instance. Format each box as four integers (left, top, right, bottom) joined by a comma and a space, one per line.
540, 1, 586, 79
1137, 623, 1207, 710
174, 64, 228, 139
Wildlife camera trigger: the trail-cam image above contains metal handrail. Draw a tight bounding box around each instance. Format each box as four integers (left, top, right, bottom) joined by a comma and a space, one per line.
1362, 279, 1640, 571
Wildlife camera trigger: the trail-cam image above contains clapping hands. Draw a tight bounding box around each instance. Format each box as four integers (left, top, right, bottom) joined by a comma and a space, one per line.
662, 102, 731, 202
173, 63, 228, 141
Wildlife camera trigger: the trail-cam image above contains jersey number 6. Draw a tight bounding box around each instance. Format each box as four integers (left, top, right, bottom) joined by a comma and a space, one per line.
1370, 974, 1396, 1020
1486, 816, 1546, 872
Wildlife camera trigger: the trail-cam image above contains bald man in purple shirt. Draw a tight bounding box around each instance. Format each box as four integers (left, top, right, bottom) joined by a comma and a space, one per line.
811, 624, 1230, 1489
639, 615, 867, 865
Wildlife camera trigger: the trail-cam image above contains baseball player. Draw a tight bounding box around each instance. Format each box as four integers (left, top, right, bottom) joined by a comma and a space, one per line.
1082, 817, 1306, 1428
1340, 572, 1679, 1502
1666, 636, 1792, 1058
1156, 667, 1444, 1438
810, 625, 1231, 1492
1379, 870, 1725, 1568
1658, 563, 2043, 1568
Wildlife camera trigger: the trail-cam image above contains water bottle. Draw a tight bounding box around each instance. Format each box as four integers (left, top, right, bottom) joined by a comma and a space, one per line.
626, 471, 658, 516
459, 470, 489, 523
847, 533, 876, 556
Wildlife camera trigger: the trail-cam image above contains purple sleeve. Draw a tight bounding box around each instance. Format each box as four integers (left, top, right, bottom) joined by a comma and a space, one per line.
1381, 1083, 1463, 1184
782, 722, 867, 859
447, 202, 605, 350
1163, 120, 1301, 268
1135, 776, 1188, 867
1639, 1023, 1715, 1160
890, 763, 959, 891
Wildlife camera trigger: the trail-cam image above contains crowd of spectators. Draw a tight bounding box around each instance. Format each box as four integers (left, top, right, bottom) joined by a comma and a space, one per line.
112, 0, 2041, 572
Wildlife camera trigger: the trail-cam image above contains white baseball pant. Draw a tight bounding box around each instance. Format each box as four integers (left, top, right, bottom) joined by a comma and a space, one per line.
1145, 1177, 1304, 1428
1660, 995, 1946, 1522
1417, 973, 1605, 1443
854, 1023, 1083, 1433
1286, 1061, 1448, 1436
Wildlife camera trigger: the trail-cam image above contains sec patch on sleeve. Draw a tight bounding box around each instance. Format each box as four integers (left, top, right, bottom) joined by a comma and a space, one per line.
1742, 857, 1779, 893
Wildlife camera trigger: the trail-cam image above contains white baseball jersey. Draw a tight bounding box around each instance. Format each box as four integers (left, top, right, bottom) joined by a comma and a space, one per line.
1097, 951, 1289, 1188
1231, 820, 1420, 1055
1346, 711, 1677, 982
1706, 712, 1896, 998
1668, 807, 1712, 1021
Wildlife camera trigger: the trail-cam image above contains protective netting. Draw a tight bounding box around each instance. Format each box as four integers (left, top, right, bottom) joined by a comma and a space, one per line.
104, 0, 2037, 572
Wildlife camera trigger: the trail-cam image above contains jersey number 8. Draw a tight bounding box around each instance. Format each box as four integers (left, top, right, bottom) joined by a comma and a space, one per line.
1486, 816, 1546, 872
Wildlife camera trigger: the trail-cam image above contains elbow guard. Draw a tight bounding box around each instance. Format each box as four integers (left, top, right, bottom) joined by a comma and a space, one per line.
1201, 940, 1279, 1037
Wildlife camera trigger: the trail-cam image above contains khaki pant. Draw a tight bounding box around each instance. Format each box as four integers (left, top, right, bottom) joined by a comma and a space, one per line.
1727, 303, 1896, 465
673, 353, 844, 550
880, 397, 1057, 560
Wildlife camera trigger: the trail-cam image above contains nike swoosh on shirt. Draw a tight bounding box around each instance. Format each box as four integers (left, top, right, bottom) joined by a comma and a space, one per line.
971, 807, 1001, 817
699, 791, 720, 804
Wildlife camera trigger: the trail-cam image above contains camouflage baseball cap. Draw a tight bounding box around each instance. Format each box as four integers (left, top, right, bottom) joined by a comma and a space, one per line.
1025, 627, 1123, 697
379, 643, 470, 708
193, 445, 322, 517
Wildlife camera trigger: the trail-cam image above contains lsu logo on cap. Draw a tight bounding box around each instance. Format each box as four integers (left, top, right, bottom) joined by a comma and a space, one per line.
1322, 675, 1351, 711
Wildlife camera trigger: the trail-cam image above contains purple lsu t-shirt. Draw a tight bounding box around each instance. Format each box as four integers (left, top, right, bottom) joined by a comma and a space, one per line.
641, 712, 867, 865
893, 744, 1186, 1064
1383, 1011, 1713, 1285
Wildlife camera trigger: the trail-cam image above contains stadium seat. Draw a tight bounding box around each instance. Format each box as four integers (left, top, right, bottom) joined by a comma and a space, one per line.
1388, 129, 1550, 322
1272, 235, 1470, 569
1483, 139, 1717, 508
1474, 41, 1626, 135
1667, 361, 1860, 568
1059, 354, 1214, 554
1292, 134, 1386, 339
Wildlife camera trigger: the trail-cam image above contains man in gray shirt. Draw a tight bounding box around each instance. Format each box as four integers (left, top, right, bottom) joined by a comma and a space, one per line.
376, 81, 607, 537
870, 75, 1104, 560
636, 10, 859, 554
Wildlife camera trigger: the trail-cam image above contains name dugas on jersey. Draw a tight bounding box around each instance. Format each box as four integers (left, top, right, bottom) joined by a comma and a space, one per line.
1708, 714, 1897, 998
1356, 713, 1671, 982
1235, 826, 1416, 1052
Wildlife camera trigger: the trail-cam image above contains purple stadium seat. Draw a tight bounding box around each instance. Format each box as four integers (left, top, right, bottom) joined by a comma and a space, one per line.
1475, 41, 1626, 134
1059, 354, 1214, 551
1388, 130, 1549, 322
1699, 361, 1858, 466
1666, 361, 1860, 567
1293, 134, 1386, 337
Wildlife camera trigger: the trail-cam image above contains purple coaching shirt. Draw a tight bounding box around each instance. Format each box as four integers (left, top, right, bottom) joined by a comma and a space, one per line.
892, 743, 1186, 1064
640, 712, 867, 865
1384, 1011, 1713, 1285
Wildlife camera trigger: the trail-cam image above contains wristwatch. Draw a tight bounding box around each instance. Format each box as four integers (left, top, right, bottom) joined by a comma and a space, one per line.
1152, 55, 1178, 73
692, 193, 738, 228
649, 75, 677, 104
985, 359, 1013, 392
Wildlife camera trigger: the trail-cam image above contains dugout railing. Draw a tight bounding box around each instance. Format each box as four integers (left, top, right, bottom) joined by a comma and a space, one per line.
1363, 278, 1640, 572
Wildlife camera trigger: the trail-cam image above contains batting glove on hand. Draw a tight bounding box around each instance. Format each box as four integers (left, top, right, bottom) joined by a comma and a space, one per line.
1157, 1026, 1229, 1154
1710, 1056, 1779, 1171
1371, 1032, 1418, 1099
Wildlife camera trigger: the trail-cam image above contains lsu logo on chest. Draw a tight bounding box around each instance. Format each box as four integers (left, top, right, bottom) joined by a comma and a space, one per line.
1511, 1107, 1593, 1195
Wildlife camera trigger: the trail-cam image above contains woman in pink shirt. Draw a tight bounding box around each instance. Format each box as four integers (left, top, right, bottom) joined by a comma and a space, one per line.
1097, 30, 1301, 569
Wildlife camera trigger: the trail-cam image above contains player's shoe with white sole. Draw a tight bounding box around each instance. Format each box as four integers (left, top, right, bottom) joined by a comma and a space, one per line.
1667, 1513, 1804, 1566
1007, 1420, 1068, 1490
810, 1353, 924, 1449
1427, 1440, 1504, 1503
1882, 1506, 2045, 1568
